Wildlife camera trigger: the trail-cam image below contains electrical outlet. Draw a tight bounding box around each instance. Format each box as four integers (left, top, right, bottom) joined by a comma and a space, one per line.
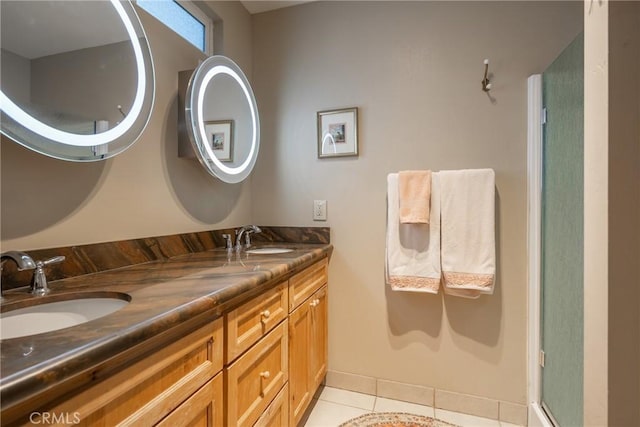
313, 200, 327, 221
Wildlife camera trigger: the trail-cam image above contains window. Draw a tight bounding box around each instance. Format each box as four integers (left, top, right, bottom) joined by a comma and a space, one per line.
137, 0, 213, 54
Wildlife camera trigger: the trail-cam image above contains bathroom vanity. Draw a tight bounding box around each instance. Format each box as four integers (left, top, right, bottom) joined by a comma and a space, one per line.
0, 237, 331, 427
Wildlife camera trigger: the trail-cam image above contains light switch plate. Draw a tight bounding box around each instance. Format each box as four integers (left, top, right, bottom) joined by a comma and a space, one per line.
313, 200, 327, 221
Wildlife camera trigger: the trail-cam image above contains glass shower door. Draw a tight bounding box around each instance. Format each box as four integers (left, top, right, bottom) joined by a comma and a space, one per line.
540, 33, 584, 426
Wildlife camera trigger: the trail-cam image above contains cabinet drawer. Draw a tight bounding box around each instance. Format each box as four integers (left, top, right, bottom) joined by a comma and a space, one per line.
44, 318, 223, 426
288, 259, 328, 312
253, 383, 289, 427
226, 281, 288, 363
156, 372, 223, 427
225, 320, 288, 427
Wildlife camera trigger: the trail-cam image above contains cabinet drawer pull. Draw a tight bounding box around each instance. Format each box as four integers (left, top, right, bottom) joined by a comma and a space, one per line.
259, 370, 271, 398
261, 310, 271, 319
310, 299, 320, 307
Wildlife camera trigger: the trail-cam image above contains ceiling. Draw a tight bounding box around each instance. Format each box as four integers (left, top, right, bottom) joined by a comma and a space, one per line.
241, 1, 313, 14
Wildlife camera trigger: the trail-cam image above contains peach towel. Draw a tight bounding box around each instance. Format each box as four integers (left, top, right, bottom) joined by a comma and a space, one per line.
385, 173, 441, 293
398, 170, 432, 224
439, 169, 495, 298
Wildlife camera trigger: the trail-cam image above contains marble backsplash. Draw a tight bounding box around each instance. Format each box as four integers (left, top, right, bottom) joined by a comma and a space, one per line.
1, 226, 330, 291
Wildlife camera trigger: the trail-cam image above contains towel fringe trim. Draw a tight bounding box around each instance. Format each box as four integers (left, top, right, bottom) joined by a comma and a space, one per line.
443, 271, 494, 289
388, 276, 440, 292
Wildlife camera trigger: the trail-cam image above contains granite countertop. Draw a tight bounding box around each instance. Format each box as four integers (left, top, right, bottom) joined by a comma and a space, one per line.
0, 242, 332, 414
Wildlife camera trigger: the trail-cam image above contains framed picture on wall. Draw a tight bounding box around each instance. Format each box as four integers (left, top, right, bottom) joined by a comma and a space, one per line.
317, 107, 358, 158
204, 120, 234, 162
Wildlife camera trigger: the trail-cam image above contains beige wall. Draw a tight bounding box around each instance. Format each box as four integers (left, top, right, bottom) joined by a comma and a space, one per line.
207, 1, 253, 71
251, 1, 582, 404
584, 2, 640, 425
0, 2, 253, 251
605, 1, 639, 425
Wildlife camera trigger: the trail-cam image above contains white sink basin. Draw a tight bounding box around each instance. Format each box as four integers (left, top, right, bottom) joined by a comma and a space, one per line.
246, 247, 294, 255
0, 297, 129, 340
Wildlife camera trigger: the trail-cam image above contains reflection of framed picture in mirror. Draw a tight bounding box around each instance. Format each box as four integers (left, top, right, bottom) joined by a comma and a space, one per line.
317, 107, 358, 158
204, 120, 234, 162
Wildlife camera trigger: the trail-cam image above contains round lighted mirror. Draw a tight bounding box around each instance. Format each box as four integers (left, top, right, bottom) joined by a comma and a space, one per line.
0, 0, 154, 161
185, 56, 259, 184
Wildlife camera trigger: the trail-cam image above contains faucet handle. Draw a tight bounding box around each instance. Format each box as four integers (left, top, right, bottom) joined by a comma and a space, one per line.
41, 256, 65, 267
221, 234, 233, 250
31, 256, 65, 296
244, 230, 257, 248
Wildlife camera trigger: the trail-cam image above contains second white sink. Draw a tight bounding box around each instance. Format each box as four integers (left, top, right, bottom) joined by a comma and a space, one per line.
246, 248, 294, 255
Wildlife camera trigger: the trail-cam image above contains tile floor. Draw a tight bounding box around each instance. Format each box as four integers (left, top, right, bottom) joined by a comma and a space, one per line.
302, 386, 524, 427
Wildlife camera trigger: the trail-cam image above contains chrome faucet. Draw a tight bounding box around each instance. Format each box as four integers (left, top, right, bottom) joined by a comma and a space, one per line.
1, 251, 37, 301
235, 225, 262, 251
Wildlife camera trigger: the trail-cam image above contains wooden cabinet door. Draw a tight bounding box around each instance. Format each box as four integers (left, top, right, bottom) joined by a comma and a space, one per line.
310, 286, 328, 391
156, 372, 223, 427
288, 299, 312, 427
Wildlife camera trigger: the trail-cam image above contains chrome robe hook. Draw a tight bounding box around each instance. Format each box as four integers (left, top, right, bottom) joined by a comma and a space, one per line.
482, 59, 492, 92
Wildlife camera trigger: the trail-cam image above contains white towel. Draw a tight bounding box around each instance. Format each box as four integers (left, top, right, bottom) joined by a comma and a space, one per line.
385, 173, 441, 293
439, 169, 495, 298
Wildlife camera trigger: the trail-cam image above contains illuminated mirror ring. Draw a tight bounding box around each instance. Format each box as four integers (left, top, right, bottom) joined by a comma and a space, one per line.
0, 0, 154, 161
185, 56, 260, 184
